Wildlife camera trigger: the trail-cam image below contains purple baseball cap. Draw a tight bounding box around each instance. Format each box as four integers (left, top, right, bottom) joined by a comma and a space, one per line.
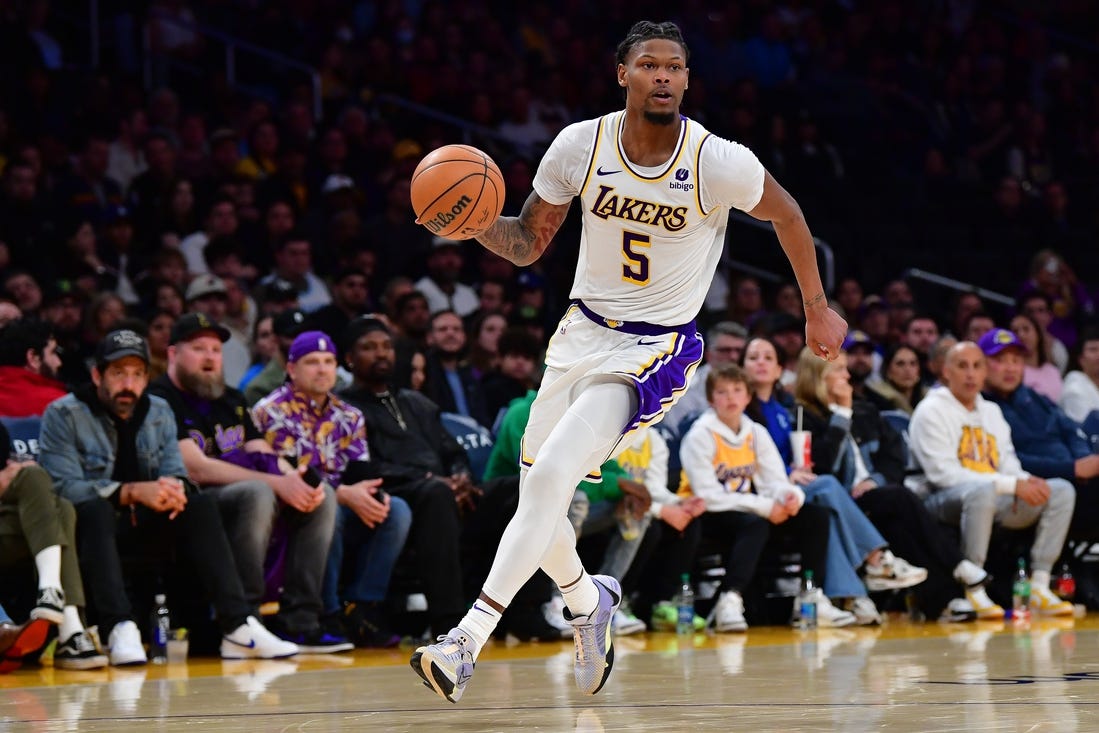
288, 330, 338, 363
841, 329, 875, 352
977, 328, 1027, 357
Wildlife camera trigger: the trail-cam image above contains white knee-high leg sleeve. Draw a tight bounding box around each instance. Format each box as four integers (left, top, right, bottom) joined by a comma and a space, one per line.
480, 381, 637, 607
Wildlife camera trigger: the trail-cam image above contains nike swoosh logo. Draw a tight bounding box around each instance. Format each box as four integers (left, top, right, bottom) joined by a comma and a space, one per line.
226, 639, 257, 649
637, 338, 664, 347
596, 167, 620, 176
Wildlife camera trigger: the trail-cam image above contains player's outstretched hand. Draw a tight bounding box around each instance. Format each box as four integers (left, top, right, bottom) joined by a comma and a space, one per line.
805, 304, 847, 361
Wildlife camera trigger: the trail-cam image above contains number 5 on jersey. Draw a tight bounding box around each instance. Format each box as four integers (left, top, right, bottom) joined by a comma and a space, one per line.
621, 231, 651, 285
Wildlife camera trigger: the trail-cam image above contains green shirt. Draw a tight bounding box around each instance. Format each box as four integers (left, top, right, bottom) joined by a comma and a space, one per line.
483, 390, 624, 503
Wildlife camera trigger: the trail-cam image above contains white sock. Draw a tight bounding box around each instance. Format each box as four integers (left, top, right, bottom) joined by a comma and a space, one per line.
561, 571, 599, 618
35, 545, 62, 590
457, 599, 502, 658
60, 606, 83, 641
1032, 570, 1051, 591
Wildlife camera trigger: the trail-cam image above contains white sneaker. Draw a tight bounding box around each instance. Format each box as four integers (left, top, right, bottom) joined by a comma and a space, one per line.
543, 594, 574, 639
939, 597, 977, 623
863, 550, 927, 591
221, 616, 299, 659
712, 591, 748, 632
612, 607, 647, 636
107, 620, 147, 666
817, 596, 857, 627
846, 596, 882, 626
964, 585, 1005, 620
953, 559, 989, 588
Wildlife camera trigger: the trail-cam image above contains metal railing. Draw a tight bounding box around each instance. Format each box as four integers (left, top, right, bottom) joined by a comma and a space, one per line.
727, 210, 836, 293
141, 8, 323, 121
902, 268, 1014, 307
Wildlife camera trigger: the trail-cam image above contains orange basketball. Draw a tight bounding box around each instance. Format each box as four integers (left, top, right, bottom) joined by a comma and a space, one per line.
411, 144, 505, 240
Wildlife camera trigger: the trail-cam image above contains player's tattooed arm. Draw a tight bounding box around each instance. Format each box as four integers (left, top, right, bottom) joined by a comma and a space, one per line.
477, 192, 569, 266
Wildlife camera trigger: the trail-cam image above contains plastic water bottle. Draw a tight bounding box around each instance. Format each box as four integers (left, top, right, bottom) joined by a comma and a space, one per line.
1012, 558, 1031, 620
797, 570, 818, 630
1056, 563, 1076, 601
150, 594, 170, 664
674, 574, 695, 635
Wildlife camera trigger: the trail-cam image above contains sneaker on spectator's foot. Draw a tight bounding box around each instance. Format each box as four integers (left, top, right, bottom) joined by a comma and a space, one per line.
30, 587, 65, 625
411, 627, 477, 703
343, 602, 400, 648
953, 559, 989, 588
108, 621, 147, 666
965, 586, 1005, 620
274, 625, 353, 654
543, 595, 575, 639
507, 605, 569, 642
612, 600, 647, 636
846, 596, 882, 626
939, 598, 978, 623
817, 596, 857, 628
712, 591, 748, 632
563, 575, 621, 695
651, 601, 706, 632
221, 617, 299, 659
863, 551, 927, 591
0, 618, 51, 673
1030, 586, 1074, 616
55, 631, 108, 670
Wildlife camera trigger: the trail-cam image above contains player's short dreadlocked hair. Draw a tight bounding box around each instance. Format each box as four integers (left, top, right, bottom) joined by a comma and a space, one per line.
615, 21, 689, 66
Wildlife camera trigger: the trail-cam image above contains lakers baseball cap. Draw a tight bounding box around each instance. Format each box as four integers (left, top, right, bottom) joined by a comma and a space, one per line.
96, 329, 149, 370
288, 330, 337, 363
978, 328, 1027, 356
170, 313, 231, 345
841, 330, 875, 351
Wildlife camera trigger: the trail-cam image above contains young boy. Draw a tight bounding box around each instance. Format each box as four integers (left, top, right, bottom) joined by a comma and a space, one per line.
679, 364, 855, 630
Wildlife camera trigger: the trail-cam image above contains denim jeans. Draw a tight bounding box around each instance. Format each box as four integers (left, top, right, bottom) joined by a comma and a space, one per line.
213, 481, 337, 631
802, 475, 885, 598
322, 498, 412, 614
580, 499, 651, 581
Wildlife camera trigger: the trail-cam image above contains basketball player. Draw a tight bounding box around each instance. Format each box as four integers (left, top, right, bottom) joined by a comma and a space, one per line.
411, 20, 847, 702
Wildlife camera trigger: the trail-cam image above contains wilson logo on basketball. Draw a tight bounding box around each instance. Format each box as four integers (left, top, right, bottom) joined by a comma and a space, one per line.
423, 194, 473, 233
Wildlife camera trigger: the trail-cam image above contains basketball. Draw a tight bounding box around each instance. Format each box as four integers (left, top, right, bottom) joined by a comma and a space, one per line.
411, 144, 505, 240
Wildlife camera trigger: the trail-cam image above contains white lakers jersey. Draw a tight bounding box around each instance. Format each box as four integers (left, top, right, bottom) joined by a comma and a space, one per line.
533, 111, 765, 326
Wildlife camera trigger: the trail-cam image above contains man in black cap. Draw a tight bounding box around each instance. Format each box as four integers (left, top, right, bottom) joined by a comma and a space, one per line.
148, 314, 348, 652
307, 268, 373, 360
39, 329, 299, 664
245, 309, 306, 406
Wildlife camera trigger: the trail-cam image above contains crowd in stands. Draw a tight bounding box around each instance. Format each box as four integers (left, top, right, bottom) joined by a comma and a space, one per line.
3, 1, 1099, 671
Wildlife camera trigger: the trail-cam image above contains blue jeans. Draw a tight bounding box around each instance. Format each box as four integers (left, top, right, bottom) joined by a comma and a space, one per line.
802, 476, 885, 598
322, 498, 412, 614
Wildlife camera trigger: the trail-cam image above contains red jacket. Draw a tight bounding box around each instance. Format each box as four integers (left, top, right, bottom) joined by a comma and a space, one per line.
0, 366, 68, 417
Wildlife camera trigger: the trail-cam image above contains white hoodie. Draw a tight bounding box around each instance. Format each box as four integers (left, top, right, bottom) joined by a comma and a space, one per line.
679, 409, 805, 517
1060, 370, 1099, 424
909, 385, 1028, 496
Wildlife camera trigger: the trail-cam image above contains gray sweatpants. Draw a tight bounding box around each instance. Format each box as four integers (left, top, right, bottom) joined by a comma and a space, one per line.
923, 479, 1075, 574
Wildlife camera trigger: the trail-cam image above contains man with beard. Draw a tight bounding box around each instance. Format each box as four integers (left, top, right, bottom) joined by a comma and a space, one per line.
842, 329, 892, 412
40, 329, 299, 664
410, 20, 846, 703
251, 330, 411, 647
423, 310, 489, 428
0, 318, 67, 417
147, 313, 349, 653
415, 238, 479, 318
339, 318, 479, 641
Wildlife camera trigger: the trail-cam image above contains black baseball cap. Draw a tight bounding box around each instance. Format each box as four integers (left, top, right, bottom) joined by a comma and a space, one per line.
170, 313, 231, 345
96, 329, 150, 370
273, 309, 308, 339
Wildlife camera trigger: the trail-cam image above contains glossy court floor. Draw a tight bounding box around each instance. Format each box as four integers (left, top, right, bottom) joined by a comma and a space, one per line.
3, 615, 1099, 732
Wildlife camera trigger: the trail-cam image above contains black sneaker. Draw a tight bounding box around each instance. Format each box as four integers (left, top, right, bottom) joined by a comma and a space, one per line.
55, 631, 108, 670
30, 587, 65, 624
344, 602, 400, 648
277, 625, 354, 654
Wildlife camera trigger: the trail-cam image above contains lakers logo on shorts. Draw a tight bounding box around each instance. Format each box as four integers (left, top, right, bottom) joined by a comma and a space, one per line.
604, 318, 622, 329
